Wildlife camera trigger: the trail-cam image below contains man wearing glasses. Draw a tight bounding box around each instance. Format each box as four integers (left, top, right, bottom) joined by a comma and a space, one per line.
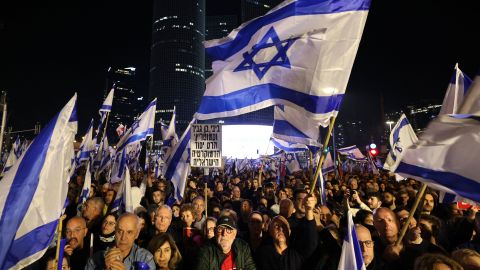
356, 224, 383, 269
195, 215, 256, 270
64, 216, 90, 270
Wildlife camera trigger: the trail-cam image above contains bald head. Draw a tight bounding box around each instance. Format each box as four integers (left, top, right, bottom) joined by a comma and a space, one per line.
373, 207, 399, 244
356, 224, 374, 267
66, 216, 88, 250
116, 213, 141, 253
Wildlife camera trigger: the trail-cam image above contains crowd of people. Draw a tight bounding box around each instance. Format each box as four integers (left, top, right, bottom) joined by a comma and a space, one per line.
32, 165, 480, 270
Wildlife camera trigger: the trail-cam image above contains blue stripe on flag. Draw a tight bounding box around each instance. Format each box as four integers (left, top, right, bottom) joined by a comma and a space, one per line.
3, 220, 58, 269
117, 128, 154, 152
165, 129, 191, 181
351, 225, 365, 270
69, 104, 77, 122
100, 105, 112, 111
197, 83, 344, 115
270, 139, 306, 152
338, 146, 358, 152
206, 0, 371, 61
0, 113, 58, 266
397, 162, 480, 202
273, 120, 310, 139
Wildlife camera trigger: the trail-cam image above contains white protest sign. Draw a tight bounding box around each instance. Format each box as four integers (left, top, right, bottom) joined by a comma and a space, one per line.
191, 124, 222, 168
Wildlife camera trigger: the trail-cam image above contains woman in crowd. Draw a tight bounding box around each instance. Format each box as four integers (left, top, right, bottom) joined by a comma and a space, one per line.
148, 233, 183, 270
92, 213, 116, 253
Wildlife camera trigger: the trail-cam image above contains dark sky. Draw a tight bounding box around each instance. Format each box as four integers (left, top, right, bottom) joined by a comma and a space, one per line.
1, 0, 479, 135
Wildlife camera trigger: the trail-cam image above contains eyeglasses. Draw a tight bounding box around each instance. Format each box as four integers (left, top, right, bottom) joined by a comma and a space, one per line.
66, 227, 85, 235
358, 240, 374, 248
215, 226, 234, 235
103, 221, 116, 226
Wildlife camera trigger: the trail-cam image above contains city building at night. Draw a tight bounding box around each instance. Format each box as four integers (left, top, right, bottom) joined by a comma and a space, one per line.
149, 0, 206, 134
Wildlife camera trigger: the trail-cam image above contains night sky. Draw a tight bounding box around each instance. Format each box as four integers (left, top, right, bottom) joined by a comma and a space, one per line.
1, 0, 479, 135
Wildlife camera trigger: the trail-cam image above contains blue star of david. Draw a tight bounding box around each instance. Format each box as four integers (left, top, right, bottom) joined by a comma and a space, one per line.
234, 27, 298, 80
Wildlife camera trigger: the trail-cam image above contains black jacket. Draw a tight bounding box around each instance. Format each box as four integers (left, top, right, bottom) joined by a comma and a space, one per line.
195, 238, 257, 270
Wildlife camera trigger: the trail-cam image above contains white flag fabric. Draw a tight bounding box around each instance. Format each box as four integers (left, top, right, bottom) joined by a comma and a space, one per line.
383, 114, 418, 173
323, 152, 335, 174
272, 105, 321, 147
161, 108, 179, 163
2, 137, 22, 173
99, 88, 114, 113
338, 145, 366, 161
111, 164, 133, 214
79, 163, 92, 205
397, 71, 480, 203
270, 136, 308, 153
338, 208, 366, 270
285, 152, 301, 174
164, 122, 192, 201
195, 0, 371, 125
0, 95, 77, 269
439, 63, 472, 115
94, 135, 110, 178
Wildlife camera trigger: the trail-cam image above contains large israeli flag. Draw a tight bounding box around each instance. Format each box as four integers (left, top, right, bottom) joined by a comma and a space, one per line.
383, 114, 418, 172
338, 145, 366, 161
164, 122, 192, 202
272, 105, 321, 147
116, 98, 156, 152
0, 95, 77, 269
439, 63, 472, 115
338, 208, 366, 270
195, 0, 371, 124
397, 71, 480, 203
2, 137, 22, 173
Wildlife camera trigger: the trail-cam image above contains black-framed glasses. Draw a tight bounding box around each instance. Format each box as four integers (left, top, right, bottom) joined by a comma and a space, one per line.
358, 240, 374, 248
215, 226, 233, 235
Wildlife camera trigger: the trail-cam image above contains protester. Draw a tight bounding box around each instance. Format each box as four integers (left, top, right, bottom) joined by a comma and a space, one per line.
64, 216, 90, 270
195, 215, 256, 270
92, 214, 117, 253
148, 233, 183, 270
85, 213, 155, 270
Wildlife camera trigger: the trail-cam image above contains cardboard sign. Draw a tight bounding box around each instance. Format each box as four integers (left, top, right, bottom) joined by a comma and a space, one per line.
191, 124, 222, 168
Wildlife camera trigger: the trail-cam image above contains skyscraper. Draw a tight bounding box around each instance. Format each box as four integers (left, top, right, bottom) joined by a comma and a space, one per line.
106, 67, 145, 143
149, 0, 206, 134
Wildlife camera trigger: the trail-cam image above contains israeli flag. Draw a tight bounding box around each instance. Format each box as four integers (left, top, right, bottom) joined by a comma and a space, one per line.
93, 135, 109, 177
0, 95, 77, 269
2, 136, 22, 173
271, 137, 308, 152
285, 153, 301, 174
97, 88, 115, 132
383, 114, 418, 173
164, 122, 192, 201
439, 63, 472, 115
111, 164, 133, 214
196, 0, 370, 125
322, 152, 335, 174
272, 105, 321, 147
338, 208, 366, 270
76, 119, 95, 166
161, 108, 179, 163
111, 148, 127, 184
116, 98, 156, 152
397, 70, 480, 203
338, 145, 366, 161
79, 163, 92, 205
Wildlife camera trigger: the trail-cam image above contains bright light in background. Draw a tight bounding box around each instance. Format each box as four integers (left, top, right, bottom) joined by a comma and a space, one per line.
222, 125, 274, 158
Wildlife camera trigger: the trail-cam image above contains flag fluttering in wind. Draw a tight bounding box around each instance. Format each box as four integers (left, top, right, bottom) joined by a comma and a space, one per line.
195, 0, 371, 126
164, 121, 192, 202
111, 162, 133, 214
160, 108, 179, 163
397, 70, 480, 203
97, 88, 114, 133
272, 105, 321, 147
0, 95, 77, 269
2, 136, 22, 173
79, 162, 92, 205
270, 137, 308, 153
383, 114, 418, 173
76, 119, 95, 167
338, 145, 366, 161
439, 63, 472, 115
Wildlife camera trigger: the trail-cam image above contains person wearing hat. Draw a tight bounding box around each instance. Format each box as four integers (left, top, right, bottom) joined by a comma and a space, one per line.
195, 215, 256, 270
256, 194, 318, 270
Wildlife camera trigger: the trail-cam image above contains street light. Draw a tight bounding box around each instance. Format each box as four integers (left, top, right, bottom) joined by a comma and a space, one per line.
386, 120, 394, 132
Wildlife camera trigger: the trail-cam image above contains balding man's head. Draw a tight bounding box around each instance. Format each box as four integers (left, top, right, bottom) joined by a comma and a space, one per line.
356, 225, 374, 267
66, 216, 88, 250
373, 207, 399, 244
115, 213, 140, 253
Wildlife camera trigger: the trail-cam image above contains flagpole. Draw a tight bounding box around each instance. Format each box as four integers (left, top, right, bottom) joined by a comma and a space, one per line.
395, 183, 427, 245
100, 112, 110, 144
309, 150, 313, 183
54, 214, 67, 269
309, 116, 337, 195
